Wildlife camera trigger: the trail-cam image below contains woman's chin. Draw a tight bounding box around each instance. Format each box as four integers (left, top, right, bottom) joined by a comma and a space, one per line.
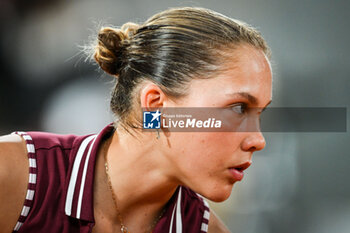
202, 184, 234, 202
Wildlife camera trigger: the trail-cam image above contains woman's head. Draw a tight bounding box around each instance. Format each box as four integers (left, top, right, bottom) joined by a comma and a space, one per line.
93, 7, 271, 128
93, 7, 272, 202
159, 44, 272, 201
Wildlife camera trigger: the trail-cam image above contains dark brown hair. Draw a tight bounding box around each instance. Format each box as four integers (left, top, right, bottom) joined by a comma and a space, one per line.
93, 7, 271, 129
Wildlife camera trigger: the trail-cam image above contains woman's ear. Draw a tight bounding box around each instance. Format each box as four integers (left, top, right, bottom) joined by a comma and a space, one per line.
140, 82, 167, 110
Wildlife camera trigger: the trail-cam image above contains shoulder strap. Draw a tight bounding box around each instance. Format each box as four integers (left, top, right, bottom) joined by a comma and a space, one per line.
10, 131, 37, 233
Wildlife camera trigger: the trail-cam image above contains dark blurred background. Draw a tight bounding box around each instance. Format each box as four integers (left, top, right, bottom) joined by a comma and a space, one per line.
1, 0, 349, 232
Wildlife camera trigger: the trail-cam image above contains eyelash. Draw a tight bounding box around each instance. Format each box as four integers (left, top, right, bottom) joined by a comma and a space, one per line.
230, 103, 248, 114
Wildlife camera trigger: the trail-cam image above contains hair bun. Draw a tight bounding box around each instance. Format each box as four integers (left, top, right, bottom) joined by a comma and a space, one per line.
94, 23, 140, 76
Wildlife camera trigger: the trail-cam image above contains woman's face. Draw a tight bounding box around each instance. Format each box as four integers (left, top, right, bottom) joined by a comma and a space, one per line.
162, 44, 272, 202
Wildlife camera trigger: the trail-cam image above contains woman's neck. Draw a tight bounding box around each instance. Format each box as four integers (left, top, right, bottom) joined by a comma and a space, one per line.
93, 127, 179, 230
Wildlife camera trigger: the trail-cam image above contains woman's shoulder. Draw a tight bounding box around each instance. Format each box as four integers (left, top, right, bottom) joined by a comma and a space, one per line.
0, 133, 28, 187
14, 130, 86, 151
0, 130, 97, 233
0, 134, 29, 232
0, 134, 28, 178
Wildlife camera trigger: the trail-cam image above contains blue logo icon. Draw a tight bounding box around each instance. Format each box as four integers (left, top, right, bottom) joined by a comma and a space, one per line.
143, 110, 161, 129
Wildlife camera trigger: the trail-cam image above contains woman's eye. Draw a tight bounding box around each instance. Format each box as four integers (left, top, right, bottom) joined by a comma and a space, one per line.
230, 103, 248, 114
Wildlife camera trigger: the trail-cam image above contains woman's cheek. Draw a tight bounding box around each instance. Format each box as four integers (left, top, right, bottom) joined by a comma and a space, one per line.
205, 132, 241, 150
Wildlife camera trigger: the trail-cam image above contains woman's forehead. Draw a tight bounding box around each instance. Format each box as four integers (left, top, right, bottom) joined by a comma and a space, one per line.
218, 46, 271, 88
185, 46, 272, 107
222, 45, 272, 76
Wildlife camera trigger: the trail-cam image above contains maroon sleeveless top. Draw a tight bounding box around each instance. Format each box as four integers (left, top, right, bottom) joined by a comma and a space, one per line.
11, 123, 210, 233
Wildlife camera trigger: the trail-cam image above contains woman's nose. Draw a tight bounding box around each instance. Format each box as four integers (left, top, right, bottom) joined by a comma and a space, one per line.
241, 132, 266, 152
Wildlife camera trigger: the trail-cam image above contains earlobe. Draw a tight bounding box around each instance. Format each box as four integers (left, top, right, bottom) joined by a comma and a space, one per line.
140, 82, 166, 110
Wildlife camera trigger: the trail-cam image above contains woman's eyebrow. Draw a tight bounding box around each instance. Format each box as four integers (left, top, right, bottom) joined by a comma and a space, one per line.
228, 92, 272, 109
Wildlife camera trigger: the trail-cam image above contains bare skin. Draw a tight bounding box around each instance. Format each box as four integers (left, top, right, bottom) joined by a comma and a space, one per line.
0, 134, 29, 233
0, 44, 271, 232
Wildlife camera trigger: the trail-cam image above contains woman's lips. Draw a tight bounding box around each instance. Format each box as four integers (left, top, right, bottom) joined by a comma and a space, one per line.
228, 161, 251, 181
229, 168, 244, 181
